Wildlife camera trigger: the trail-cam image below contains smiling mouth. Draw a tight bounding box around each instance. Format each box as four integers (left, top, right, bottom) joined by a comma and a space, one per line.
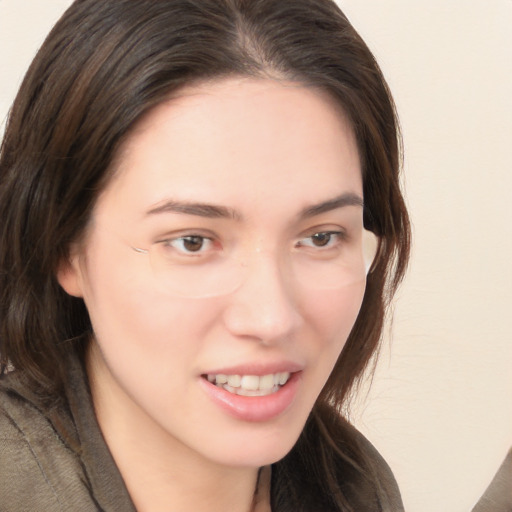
203, 372, 291, 397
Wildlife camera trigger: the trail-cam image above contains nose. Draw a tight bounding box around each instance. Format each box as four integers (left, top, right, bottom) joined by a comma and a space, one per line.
222, 252, 303, 345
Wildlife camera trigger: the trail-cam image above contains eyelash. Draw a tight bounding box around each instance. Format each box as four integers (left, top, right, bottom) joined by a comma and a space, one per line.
160, 234, 216, 255
295, 230, 346, 250
159, 229, 347, 256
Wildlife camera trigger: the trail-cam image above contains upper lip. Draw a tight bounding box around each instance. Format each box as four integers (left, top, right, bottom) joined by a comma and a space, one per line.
202, 361, 304, 376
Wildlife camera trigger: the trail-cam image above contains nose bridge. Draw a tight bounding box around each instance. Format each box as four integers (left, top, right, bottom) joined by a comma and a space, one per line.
242, 247, 292, 292
223, 247, 302, 343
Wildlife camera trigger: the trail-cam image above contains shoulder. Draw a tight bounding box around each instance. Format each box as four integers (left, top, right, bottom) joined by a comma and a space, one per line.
347, 422, 404, 511
0, 372, 97, 511
327, 415, 404, 512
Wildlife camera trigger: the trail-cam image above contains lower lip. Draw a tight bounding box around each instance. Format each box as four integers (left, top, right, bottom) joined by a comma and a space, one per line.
199, 372, 302, 422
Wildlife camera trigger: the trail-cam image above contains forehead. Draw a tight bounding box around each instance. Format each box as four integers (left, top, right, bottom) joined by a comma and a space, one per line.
97, 78, 362, 222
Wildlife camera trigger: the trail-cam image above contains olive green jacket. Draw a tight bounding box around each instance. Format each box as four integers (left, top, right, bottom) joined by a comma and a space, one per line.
0, 356, 404, 511
0, 359, 135, 512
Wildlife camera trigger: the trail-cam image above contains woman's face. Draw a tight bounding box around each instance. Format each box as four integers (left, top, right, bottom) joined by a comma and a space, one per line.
59, 78, 367, 468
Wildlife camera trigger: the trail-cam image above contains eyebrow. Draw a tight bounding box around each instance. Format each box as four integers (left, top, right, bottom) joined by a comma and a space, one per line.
146, 200, 241, 220
299, 192, 364, 218
145, 192, 363, 220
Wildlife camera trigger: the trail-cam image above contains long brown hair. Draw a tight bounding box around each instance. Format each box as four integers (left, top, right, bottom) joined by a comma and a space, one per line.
0, 1, 410, 509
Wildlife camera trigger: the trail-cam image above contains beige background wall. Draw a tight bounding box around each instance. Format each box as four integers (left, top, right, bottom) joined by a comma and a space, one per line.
1, 1, 511, 511
340, 2, 512, 511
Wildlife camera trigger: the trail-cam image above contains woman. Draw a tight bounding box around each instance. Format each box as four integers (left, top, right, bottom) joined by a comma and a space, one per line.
0, 0, 410, 510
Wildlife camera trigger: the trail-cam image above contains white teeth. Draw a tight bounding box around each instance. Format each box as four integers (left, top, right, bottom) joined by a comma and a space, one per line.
259, 374, 275, 390
236, 387, 275, 397
227, 375, 241, 387
241, 375, 260, 390
207, 371, 292, 395
278, 372, 290, 385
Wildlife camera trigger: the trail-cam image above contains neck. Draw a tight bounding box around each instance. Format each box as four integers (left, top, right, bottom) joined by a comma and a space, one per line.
86, 343, 262, 512
114, 436, 259, 512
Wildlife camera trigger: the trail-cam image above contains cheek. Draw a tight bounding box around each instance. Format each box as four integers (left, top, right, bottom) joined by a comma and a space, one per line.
79, 256, 221, 370
308, 280, 366, 343
303, 280, 366, 378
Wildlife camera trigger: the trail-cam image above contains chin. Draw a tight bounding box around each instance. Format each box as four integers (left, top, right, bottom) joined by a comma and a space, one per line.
201, 419, 306, 469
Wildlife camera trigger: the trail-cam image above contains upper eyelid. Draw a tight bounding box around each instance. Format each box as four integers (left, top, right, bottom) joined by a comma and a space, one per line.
151, 221, 354, 244
158, 235, 216, 257
164, 234, 213, 243
297, 230, 346, 244
156, 229, 216, 243
298, 224, 349, 238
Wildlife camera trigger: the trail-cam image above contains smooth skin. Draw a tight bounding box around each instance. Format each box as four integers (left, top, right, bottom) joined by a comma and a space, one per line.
58, 78, 366, 512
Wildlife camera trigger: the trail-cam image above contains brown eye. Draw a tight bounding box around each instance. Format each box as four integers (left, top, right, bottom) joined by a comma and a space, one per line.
182, 236, 205, 252
296, 231, 344, 250
163, 235, 214, 255
310, 232, 332, 247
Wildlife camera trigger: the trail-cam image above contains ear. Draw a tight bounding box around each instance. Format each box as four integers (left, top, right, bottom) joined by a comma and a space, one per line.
56, 251, 85, 298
